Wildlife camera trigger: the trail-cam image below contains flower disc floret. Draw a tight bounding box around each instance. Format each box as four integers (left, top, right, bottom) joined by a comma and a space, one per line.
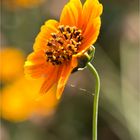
45, 25, 83, 65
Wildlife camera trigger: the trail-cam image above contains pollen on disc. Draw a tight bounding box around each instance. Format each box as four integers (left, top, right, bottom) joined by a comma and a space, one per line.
45, 25, 83, 65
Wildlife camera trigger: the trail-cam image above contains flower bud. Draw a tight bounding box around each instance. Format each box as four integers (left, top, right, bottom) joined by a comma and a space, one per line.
72, 45, 95, 73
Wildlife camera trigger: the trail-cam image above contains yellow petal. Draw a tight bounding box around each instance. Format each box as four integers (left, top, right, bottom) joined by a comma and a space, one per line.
60, 0, 82, 26
56, 57, 77, 99
33, 20, 59, 51
24, 51, 46, 78
79, 17, 101, 52
40, 67, 60, 94
81, 0, 103, 31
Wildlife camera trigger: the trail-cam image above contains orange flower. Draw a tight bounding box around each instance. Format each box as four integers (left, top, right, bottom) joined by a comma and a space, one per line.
0, 48, 24, 82
0, 77, 58, 122
2, 0, 44, 9
24, 0, 103, 99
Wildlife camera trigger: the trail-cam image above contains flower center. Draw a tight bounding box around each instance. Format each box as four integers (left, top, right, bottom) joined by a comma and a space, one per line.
45, 25, 83, 65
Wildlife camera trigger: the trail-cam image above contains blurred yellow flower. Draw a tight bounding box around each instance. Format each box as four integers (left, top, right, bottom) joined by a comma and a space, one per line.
0, 48, 24, 83
0, 47, 58, 122
2, 0, 44, 9
0, 76, 58, 122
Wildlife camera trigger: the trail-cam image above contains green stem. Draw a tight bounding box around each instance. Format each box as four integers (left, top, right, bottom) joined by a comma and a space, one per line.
87, 62, 100, 140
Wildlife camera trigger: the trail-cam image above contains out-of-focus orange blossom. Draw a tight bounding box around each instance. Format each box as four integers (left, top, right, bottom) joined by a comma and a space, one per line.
1, 0, 44, 10
1, 77, 58, 122
0, 48, 24, 83
0, 47, 59, 122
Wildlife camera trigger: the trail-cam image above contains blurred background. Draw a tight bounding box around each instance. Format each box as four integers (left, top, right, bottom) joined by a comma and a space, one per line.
0, 0, 139, 140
